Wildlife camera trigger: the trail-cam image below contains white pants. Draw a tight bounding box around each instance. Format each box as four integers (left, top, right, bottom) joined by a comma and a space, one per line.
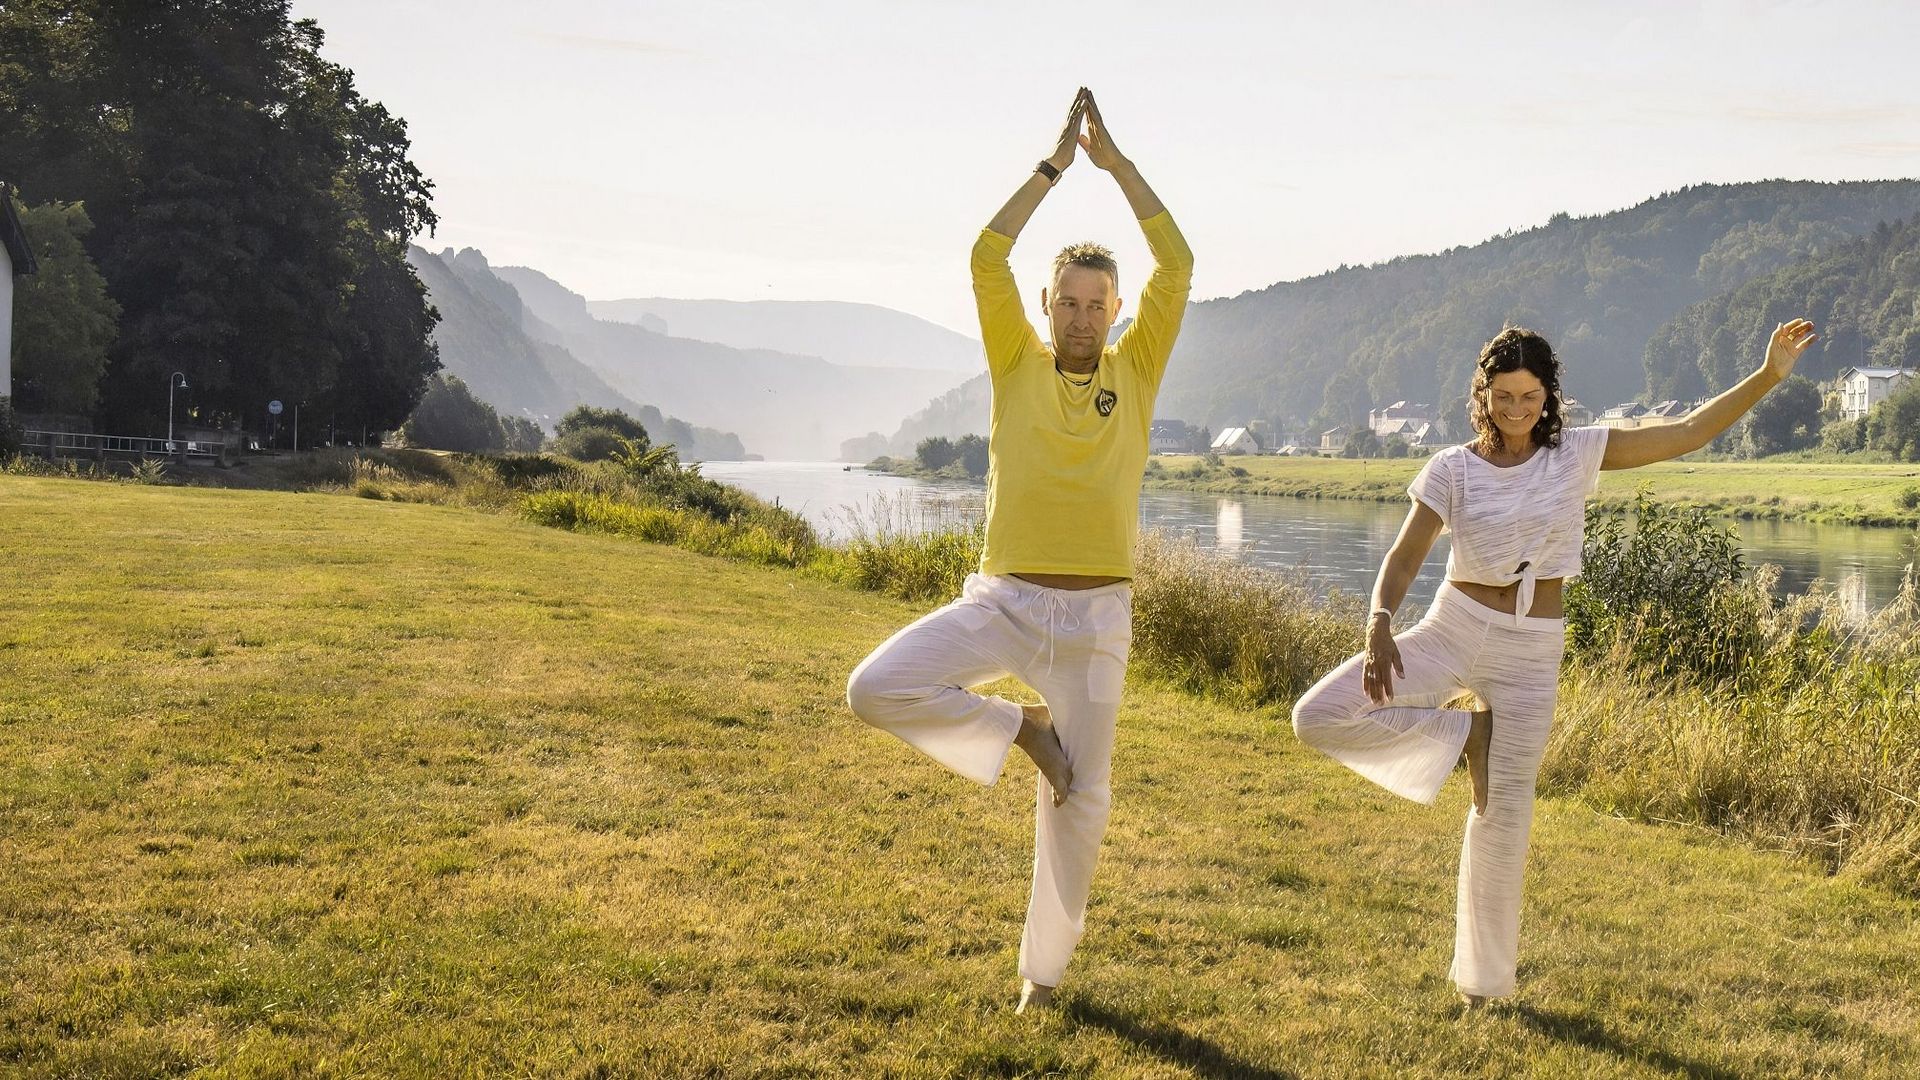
846, 573, 1133, 986
1291, 582, 1565, 998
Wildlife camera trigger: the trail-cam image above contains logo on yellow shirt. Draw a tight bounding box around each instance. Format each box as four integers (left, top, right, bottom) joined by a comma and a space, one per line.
1096, 388, 1116, 417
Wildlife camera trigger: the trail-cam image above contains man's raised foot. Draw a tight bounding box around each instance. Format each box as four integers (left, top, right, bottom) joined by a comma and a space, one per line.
1015, 703, 1072, 807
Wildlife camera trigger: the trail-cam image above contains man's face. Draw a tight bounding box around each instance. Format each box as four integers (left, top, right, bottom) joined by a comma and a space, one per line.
1042, 264, 1121, 366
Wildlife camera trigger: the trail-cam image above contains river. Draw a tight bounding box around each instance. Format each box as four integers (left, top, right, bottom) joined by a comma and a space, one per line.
701, 461, 1917, 612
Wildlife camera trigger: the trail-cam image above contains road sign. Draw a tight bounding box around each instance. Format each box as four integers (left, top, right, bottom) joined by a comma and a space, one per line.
268, 400, 283, 415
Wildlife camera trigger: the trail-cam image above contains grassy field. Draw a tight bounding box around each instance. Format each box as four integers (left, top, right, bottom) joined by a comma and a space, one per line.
1145, 454, 1920, 528
4, 476, 1920, 1077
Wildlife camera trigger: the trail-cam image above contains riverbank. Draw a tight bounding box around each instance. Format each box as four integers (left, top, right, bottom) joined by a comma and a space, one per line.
1144, 454, 1920, 528
4, 476, 1917, 1075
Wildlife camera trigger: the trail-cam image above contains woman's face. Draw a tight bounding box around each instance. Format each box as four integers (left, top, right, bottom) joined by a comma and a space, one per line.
1485, 368, 1547, 449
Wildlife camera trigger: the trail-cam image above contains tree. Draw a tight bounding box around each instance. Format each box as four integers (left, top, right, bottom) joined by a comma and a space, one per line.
501, 415, 545, 454
955, 433, 989, 477
1740, 374, 1821, 457
551, 427, 627, 462
8, 199, 118, 415
1867, 379, 1920, 461
1819, 416, 1867, 454
916, 436, 957, 470
555, 405, 649, 446
398, 375, 504, 452
0, 1, 440, 436
1342, 428, 1383, 458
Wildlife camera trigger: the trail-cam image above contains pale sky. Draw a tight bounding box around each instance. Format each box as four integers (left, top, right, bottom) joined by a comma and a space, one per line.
291, 0, 1920, 338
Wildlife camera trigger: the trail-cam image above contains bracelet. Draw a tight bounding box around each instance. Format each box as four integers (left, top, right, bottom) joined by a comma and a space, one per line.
1034, 160, 1061, 185
1368, 607, 1393, 622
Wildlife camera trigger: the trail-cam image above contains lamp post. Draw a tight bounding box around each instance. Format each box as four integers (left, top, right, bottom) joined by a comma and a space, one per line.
167, 371, 189, 444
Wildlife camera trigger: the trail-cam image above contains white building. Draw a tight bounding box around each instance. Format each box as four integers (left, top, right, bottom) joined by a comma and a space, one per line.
1368, 400, 1434, 436
1210, 426, 1260, 455
0, 182, 37, 398
1838, 366, 1917, 420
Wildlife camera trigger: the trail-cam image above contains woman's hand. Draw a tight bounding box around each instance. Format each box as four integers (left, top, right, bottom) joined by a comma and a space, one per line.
1763, 319, 1818, 381
1363, 614, 1403, 704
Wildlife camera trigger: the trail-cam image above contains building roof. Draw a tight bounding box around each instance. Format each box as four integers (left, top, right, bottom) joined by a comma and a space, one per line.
0, 183, 36, 276
1839, 366, 1917, 382
1212, 426, 1256, 448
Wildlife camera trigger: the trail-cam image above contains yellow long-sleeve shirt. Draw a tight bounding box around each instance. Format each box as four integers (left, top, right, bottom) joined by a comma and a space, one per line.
971, 211, 1193, 578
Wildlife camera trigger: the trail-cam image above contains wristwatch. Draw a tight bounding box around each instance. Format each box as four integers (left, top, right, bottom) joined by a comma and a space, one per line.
1034, 160, 1061, 185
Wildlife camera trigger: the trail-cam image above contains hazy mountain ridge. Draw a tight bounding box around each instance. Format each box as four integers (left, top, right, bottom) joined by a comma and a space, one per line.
406, 247, 746, 460
588, 297, 981, 373
496, 268, 970, 460
1158, 180, 1920, 429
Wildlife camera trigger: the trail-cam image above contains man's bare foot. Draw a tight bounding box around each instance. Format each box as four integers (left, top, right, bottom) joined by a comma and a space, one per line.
1015, 703, 1072, 807
1016, 979, 1055, 1014
1460, 992, 1489, 1013
1465, 706, 1492, 815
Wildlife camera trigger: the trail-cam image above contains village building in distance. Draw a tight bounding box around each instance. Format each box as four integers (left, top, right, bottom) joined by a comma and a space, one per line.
1836, 366, 1917, 420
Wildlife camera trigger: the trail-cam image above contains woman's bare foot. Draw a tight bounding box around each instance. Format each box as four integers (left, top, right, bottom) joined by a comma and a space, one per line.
1015, 704, 1072, 807
1460, 992, 1489, 1012
1016, 979, 1055, 1014
1465, 706, 1492, 815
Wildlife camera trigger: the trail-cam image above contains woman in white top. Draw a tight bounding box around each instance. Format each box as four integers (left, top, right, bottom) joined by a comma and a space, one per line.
1291, 318, 1817, 1007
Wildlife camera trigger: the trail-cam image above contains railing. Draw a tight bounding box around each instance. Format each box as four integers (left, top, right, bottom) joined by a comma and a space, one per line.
24, 429, 229, 461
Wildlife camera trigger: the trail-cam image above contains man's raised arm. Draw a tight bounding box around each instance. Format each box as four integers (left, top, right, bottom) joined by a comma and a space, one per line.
973, 89, 1088, 375
1080, 91, 1193, 380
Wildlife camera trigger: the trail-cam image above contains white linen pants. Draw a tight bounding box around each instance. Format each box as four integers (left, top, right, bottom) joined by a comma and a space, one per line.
846, 573, 1132, 986
1290, 582, 1565, 998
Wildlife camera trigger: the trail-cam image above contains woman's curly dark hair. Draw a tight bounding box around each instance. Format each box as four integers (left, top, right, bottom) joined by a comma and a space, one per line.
1468, 326, 1564, 453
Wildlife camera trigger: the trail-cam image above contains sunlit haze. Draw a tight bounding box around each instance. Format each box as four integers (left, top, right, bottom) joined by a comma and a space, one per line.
292, 0, 1920, 337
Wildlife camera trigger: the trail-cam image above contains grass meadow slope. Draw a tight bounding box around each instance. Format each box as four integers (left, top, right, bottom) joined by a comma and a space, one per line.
3, 477, 1918, 1077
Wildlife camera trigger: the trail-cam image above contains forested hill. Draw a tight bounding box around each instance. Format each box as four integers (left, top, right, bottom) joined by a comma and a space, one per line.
1159, 180, 1920, 429
407, 247, 746, 461
1646, 216, 1920, 399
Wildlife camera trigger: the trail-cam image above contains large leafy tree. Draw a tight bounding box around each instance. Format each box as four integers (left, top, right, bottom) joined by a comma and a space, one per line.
8, 198, 119, 414
0, 0, 438, 437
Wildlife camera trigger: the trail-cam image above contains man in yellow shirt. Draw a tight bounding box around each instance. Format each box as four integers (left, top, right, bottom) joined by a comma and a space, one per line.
847, 88, 1193, 1012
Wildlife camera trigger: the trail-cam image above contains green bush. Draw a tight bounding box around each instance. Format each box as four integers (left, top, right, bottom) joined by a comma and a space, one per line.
1565, 491, 1762, 681
550, 426, 628, 463
466, 452, 579, 488
1899, 486, 1920, 512
0, 398, 22, 462
555, 406, 648, 446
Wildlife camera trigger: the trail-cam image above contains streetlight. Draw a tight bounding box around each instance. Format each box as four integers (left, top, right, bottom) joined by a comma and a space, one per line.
167, 371, 189, 444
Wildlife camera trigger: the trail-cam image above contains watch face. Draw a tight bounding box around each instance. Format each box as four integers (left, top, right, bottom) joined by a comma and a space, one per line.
1096, 388, 1117, 417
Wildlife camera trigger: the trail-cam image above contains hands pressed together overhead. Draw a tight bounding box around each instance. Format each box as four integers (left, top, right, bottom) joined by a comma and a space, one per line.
1046, 87, 1129, 176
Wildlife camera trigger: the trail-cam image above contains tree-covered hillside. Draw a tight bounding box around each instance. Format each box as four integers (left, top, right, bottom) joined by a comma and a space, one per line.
1159, 180, 1920, 428
1645, 217, 1920, 400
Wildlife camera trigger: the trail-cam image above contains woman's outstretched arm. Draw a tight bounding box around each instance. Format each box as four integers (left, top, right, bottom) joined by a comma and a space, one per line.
1601, 319, 1818, 470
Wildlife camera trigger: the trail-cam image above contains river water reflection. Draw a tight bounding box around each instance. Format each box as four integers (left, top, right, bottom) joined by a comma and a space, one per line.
702, 461, 1917, 612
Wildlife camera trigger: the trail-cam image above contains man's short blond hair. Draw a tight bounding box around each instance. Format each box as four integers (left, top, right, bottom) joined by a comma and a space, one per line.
1052, 242, 1119, 293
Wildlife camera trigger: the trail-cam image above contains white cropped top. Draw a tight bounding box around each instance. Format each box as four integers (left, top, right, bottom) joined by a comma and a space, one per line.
1407, 426, 1611, 624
